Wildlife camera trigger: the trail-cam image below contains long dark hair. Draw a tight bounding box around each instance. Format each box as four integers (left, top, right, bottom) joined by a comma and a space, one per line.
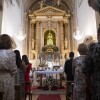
14, 50, 22, 68
97, 24, 100, 35
22, 55, 29, 65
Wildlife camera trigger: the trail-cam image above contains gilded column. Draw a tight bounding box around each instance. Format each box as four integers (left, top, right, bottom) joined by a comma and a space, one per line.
67, 21, 71, 51
36, 21, 40, 59
29, 21, 32, 59
59, 21, 64, 58
31, 22, 35, 50
30, 22, 35, 59
64, 22, 68, 50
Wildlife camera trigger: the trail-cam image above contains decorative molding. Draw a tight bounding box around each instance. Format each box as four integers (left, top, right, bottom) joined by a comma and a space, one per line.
33, 6, 66, 16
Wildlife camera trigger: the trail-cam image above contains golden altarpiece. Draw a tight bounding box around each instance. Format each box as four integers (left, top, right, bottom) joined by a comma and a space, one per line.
27, 6, 74, 66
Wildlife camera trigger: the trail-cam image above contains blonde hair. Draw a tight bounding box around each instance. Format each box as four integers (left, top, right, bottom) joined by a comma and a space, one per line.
78, 43, 87, 55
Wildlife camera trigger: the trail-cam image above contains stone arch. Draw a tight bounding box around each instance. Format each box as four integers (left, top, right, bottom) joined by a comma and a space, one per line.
25, 0, 74, 13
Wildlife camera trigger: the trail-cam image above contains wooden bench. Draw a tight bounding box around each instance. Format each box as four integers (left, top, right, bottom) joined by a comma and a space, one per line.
14, 84, 20, 100
0, 92, 4, 100
66, 81, 74, 100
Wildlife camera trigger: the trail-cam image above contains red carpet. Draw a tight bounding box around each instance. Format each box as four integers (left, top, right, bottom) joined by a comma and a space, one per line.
37, 94, 61, 100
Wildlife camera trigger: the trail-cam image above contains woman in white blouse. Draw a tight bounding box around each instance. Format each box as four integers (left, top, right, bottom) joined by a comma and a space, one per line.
0, 34, 17, 100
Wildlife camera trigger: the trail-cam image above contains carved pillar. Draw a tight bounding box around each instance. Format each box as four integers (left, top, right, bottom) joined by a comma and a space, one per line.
67, 21, 71, 51
36, 21, 40, 59
29, 21, 32, 59
59, 21, 64, 59
31, 22, 35, 50
64, 22, 68, 50
30, 22, 35, 59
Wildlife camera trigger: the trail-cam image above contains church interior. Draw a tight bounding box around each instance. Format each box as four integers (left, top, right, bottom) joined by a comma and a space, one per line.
0, 0, 100, 100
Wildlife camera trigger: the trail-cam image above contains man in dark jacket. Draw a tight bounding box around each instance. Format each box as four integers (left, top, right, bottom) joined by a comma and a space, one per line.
64, 52, 74, 100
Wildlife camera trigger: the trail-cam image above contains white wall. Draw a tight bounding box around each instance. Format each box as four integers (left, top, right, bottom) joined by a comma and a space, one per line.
1, 0, 25, 55
76, 0, 97, 44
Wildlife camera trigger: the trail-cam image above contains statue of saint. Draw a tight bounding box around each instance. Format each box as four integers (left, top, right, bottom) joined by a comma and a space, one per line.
64, 38, 68, 49
32, 39, 35, 50
39, 1, 44, 9
47, 32, 53, 45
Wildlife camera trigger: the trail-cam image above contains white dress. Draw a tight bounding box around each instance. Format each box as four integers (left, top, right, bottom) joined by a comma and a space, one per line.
0, 50, 17, 100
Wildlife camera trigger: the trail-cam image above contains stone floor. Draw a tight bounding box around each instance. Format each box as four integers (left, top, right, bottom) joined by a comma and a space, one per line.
26, 79, 67, 100
26, 94, 66, 100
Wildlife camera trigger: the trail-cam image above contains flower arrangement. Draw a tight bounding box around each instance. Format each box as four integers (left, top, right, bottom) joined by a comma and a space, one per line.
43, 76, 58, 86
42, 45, 59, 52
38, 60, 46, 67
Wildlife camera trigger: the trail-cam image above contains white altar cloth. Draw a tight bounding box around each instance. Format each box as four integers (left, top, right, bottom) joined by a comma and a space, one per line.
33, 70, 64, 86
35, 70, 63, 74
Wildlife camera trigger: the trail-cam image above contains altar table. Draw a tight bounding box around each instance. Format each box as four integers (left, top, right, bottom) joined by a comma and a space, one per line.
35, 70, 64, 87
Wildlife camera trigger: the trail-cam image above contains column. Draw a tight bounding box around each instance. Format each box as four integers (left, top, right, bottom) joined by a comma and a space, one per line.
36, 21, 40, 59
31, 22, 35, 50
29, 21, 32, 59
59, 21, 64, 59
64, 22, 68, 50
67, 21, 71, 51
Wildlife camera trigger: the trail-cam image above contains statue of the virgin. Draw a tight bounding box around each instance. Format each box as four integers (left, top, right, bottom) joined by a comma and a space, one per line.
47, 32, 53, 45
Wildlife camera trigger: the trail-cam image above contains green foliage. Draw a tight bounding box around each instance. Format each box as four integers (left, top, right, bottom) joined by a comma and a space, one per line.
43, 76, 58, 86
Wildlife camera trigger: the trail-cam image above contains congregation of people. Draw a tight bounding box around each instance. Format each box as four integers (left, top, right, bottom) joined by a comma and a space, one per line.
64, 25, 100, 100
0, 34, 32, 100
0, 25, 100, 100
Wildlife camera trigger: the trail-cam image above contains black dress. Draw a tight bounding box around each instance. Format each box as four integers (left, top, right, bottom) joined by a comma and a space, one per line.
84, 42, 100, 100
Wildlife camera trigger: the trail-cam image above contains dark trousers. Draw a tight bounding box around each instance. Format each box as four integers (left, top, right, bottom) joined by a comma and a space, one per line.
86, 75, 91, 100
66, 81, 74, 100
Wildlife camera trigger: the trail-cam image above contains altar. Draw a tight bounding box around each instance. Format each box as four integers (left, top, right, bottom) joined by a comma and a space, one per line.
35, 70, 64, 87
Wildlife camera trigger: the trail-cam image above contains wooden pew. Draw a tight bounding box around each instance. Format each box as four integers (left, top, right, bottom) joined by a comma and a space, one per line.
0, 92, 4, 100
14, 84, 20, 100
25, 81, 32, 100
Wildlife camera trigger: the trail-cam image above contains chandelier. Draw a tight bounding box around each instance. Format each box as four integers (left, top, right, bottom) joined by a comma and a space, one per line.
73, 27, 83, 40
73, 0, 83, 41
16, 27, 26, 41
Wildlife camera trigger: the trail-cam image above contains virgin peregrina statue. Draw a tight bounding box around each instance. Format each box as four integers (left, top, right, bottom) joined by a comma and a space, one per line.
47, 32, 53, 45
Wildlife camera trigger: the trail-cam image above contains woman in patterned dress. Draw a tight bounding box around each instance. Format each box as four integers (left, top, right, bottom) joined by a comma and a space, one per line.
72, 43, 88, 100
0, 34, 17, 100
22, 55, 32, 100
14, 50, 25, 100
84, 25, 100, 100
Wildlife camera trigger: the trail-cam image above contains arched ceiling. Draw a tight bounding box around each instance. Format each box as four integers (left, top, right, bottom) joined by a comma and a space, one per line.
24, 0, 75, 13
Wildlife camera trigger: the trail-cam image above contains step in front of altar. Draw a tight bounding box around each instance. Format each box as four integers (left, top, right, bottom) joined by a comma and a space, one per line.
32, 89, 66, 95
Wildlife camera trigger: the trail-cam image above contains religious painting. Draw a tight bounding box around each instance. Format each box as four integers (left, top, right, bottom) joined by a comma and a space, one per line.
44, 0, 56, 6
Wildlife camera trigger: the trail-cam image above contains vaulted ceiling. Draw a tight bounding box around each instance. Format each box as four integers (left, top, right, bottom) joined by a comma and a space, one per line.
24, 0, 75, 13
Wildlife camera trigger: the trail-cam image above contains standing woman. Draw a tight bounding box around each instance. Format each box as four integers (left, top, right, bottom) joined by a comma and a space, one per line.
72, 43, 87, 100
84, 25, 100, 100
14, 50, 25, 100
22, 55, 32, 100
0, 34, 17, 100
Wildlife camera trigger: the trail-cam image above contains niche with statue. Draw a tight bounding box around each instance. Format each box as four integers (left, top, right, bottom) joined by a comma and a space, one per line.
39, 29, 60, 68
